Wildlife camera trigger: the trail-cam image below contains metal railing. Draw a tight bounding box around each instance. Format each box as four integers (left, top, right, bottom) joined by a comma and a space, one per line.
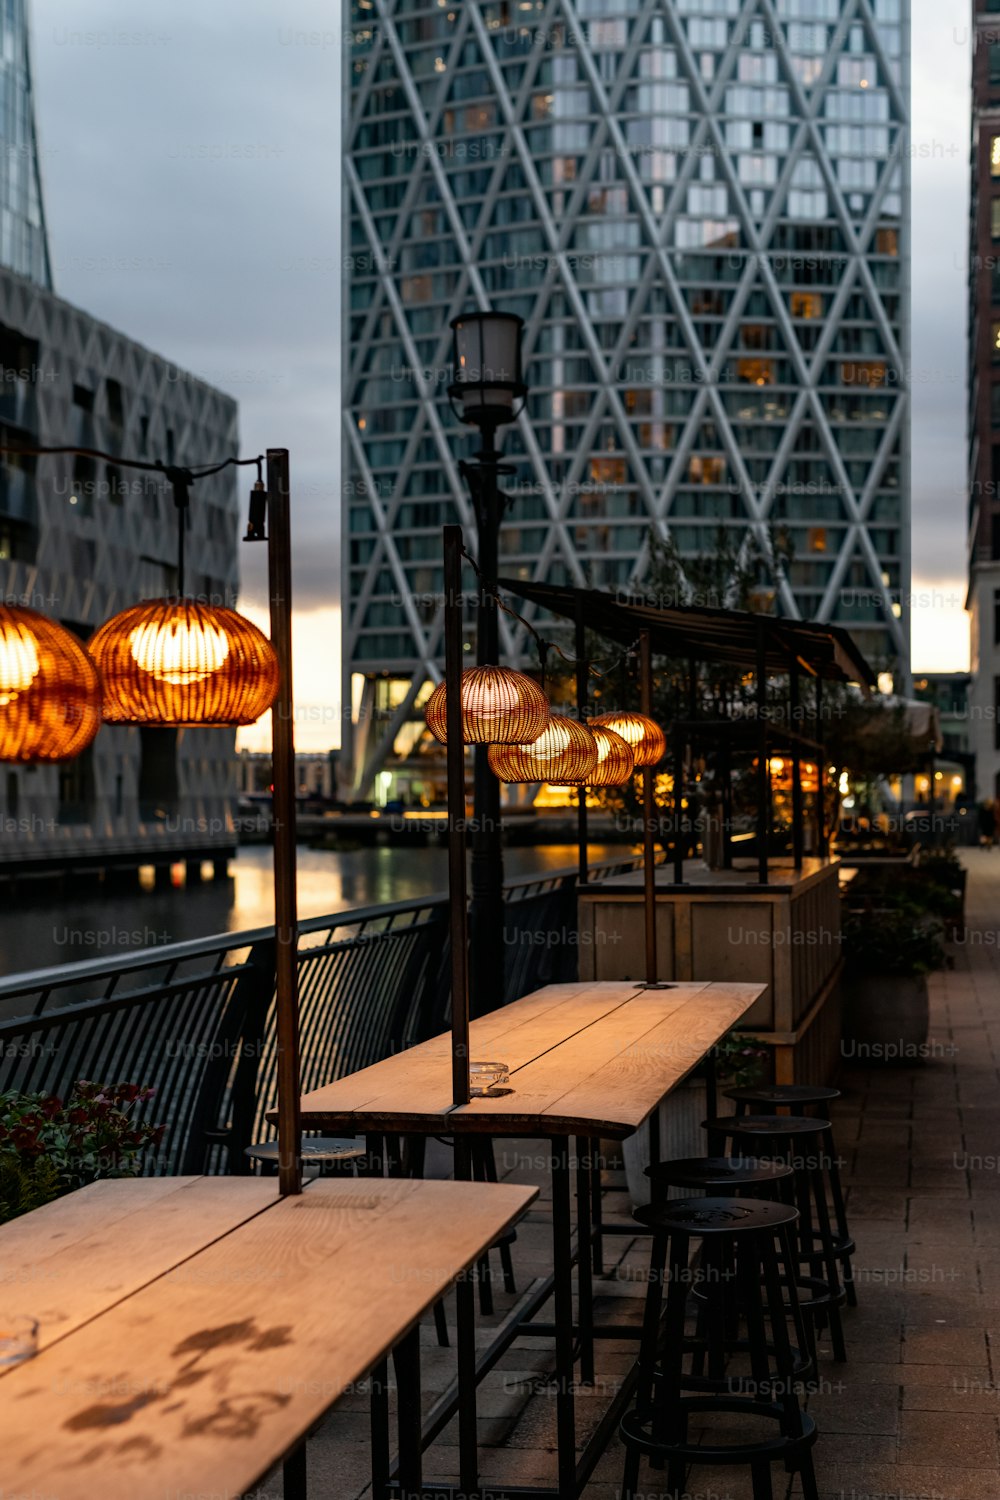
0, 855, 641, 1176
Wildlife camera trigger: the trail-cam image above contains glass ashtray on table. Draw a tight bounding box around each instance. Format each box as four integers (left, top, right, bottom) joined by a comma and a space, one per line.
470, 1061, 512, 1098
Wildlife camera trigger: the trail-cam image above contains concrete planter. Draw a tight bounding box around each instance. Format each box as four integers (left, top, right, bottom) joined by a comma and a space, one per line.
842, 972, 930, 1066
623, 1077, 737, 1209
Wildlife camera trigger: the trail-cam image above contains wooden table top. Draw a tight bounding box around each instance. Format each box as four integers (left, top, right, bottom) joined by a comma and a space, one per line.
289, 980, 764, 1138
0, 1175, 537, 1500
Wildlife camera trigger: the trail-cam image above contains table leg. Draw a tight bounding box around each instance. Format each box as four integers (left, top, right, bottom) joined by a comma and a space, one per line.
282, 1440, 307, 1500
590, 1136, 605, 1277
551, 1134, 578, 1497
394, 1328, 423, 1499
648, 1105, 660, 1172
370, 1358, 390, 1500
454, 1136, 480, 1497
575, 1135, 595, 1385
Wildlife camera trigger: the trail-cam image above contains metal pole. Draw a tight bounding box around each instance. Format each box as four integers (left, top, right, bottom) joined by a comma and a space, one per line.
444, 525, 471, 1108
816, 675, 828, 858
756, 620, 769, 887
640, 631, 658, 983
791, 662, 804, 870
467, 437, 505, 1017
575, 602, 589, 887
267, 448, 301, 1197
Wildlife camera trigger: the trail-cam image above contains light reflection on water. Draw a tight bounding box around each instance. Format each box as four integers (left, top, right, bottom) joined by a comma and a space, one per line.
0, 843, 622, 981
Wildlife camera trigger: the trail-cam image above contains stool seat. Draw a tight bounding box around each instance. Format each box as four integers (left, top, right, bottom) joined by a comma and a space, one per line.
634, 1194, 798, 1236
706, 1113, 831, 1138
725, 1083, 840, 1108
645, 1154, 793, 1190
245, 1137, 365, 1164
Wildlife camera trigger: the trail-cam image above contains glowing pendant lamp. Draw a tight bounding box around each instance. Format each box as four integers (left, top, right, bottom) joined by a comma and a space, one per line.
88, 599, 280, 726
590, 710, 666, 768
0, 605, 101, 762
549, 723, 635, 788
488, 713, 598, 784
425, 664, 549, 745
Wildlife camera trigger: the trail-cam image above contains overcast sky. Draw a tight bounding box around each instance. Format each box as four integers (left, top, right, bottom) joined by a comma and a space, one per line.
29, 0, 973, 736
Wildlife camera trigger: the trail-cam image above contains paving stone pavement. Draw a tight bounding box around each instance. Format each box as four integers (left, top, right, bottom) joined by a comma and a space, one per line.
264, 849, 1000, 1500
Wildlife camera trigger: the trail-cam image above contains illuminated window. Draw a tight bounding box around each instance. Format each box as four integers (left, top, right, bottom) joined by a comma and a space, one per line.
737, 358, 775, 386
790, 292, 823, 319
875, 228, 898, 255
992, 137, 1000, 176
992, 323, 1000, 358
590, 457, 627, 486
688, 456, 725, 484
992, 199, 1000, 239
808, 527, 827, 552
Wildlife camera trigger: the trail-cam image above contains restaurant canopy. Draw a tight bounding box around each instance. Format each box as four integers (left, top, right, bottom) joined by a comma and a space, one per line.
497, 578, 876, 689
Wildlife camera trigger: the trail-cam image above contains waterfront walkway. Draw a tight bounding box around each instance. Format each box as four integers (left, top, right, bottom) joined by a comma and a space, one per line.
261, 850, 1000, 1499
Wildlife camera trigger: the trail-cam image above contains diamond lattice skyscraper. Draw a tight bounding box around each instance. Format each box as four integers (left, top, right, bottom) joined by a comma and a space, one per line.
344, 0, 910, 798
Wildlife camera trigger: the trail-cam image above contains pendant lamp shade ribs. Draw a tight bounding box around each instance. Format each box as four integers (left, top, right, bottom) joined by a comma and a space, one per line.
549, 723, 635, 787
589, 710, 666, 768
425, 665, 549, 745
89, 599, 280, 726
0, 606, 101, 762
488, 713, 598, 784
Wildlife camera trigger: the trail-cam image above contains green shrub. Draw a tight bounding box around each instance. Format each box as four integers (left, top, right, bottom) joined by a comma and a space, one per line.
0, 1082, 164, 1225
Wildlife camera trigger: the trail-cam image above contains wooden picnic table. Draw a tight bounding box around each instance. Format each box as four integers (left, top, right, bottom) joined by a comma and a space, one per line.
0, 1174, 536, 1500
287, 978, 765, 1498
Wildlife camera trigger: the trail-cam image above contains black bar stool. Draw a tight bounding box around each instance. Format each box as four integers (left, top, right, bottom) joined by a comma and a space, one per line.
620, 1196, 818, 1500
645, 1155, 813, 1386
704, 1114, 848, 1364
725, 1082, 857, 1306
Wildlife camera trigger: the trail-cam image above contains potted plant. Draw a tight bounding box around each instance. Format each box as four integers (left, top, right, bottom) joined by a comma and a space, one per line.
841, 908, 947, 1065
623, 1031, 769, 1207
0, 1081, 164, 1225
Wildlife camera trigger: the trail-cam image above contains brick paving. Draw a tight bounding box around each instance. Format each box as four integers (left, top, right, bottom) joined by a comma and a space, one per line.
264, 849, 1000, 1500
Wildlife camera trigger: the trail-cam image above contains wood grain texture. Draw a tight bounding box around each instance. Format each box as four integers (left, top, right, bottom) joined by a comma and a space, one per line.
0, 1177, 537, 1500
0, 1177, 277, 1361
288, 980, 764, 1137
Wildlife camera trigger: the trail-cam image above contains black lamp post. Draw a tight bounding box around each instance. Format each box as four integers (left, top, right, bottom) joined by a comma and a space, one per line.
448, 310, 527, 1016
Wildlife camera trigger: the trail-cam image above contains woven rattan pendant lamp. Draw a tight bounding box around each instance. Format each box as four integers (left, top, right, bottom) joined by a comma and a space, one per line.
0, 605, 102, 761
88, 468, 279, 727
89, 598, 280, 726
488, 713, 598, 783
549, 722, 635, 788
425, 664, 549, 745
590, 710, 666, 768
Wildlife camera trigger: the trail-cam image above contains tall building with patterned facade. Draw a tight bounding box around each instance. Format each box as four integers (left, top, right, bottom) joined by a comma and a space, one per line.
0, 3, 240, 874
344, 0, 910, 799
968, 0, 1000, 801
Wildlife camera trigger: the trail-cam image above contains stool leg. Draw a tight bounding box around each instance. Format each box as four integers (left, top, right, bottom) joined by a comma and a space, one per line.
622, 1229, 669, 1500
750, 1460, 774, 1500
811, 1162, 847, 1362
432, 1297, 449, 1348
479, 1141, 518, 1294
826, 1135, 857, 1307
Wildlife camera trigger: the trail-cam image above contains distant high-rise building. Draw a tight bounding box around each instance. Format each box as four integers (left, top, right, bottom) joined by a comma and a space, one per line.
343, 0, 911, 799
968, 0, 1000, 801
0, 0, 51, 287
0, 4, 241, 876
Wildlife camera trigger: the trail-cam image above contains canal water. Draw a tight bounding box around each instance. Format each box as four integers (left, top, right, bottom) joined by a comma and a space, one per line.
0, 843, 620, 982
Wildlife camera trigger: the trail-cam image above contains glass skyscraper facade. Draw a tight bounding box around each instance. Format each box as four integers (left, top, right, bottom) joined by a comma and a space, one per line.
343, 0, 910, 796
0, 0, 50, 287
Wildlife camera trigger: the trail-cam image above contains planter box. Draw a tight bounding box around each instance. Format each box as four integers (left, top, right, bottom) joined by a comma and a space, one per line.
842, 973, 930, 1066
623, 1077, 737, 1209
578, 859, 844, 1085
